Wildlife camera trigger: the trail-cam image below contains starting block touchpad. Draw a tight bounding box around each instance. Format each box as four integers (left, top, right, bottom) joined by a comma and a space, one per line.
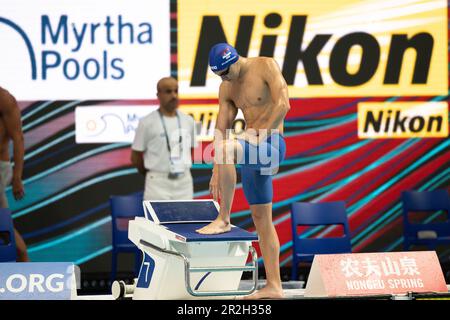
144, 200, 220, 224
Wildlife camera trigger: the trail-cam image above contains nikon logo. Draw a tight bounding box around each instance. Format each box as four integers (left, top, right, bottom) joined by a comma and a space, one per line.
191, 15, 434, 87
178, 2, 447, 98
358, 102, 448, 138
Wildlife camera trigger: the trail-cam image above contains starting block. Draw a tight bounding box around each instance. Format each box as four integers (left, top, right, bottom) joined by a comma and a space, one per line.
118, 200, 259, 300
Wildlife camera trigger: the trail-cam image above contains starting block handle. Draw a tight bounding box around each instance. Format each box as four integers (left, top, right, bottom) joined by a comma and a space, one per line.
183, 246, 259, 297
139, 240, 258, 297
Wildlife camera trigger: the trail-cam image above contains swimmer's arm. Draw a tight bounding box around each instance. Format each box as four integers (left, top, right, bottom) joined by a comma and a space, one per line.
213, 86, 238, 171
263, 58, 290, 131
1, 93, 24, 191
209, 88, 237, 200
131, 150, 146, 176
215, 84, 238, 135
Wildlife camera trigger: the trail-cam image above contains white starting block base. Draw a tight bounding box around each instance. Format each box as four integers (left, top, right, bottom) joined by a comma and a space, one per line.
133, 237, 254, 300
122, 200, 259, 300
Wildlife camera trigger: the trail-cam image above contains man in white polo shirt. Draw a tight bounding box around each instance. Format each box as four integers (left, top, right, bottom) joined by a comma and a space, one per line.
131, 77, 197, 200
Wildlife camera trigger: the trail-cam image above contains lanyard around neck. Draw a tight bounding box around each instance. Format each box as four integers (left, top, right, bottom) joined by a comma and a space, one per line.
158, 110, 182, 154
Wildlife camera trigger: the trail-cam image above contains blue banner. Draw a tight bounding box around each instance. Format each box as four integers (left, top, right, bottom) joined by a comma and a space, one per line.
0, 262, 77, 300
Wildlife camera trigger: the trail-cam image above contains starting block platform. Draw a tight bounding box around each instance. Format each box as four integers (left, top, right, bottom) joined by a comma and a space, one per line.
120, 200, 259, 300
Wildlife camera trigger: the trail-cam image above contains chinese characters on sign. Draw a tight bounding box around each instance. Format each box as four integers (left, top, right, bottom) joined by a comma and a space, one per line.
340, 256, 423, 290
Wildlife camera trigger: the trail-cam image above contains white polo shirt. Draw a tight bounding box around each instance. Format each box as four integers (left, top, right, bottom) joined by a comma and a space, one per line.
132, 109, 198, 172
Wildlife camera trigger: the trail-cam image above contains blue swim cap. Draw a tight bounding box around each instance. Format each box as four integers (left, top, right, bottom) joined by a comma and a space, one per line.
209, 43, 239, 72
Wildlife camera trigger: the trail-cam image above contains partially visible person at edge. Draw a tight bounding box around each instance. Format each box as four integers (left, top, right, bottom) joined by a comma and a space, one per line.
0, 87, 28, 262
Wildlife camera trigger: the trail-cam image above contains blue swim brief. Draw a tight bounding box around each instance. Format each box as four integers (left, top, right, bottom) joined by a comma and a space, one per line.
237, 133, 286, 205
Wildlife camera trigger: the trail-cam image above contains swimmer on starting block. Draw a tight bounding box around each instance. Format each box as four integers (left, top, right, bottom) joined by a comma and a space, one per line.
196, 43, 290, 299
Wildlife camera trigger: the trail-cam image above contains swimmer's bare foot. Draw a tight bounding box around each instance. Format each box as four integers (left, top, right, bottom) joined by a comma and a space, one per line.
242, 285, 284, 300
196, 218, 231, 234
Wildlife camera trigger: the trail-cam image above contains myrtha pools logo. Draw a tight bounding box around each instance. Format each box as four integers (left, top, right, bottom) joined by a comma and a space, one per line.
0, 15, 152, 81
0, 0, 170, 100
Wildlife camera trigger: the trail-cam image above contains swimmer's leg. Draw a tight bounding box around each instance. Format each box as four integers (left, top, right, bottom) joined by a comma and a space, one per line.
244, 203, 283, 300
240, 170, 283, 299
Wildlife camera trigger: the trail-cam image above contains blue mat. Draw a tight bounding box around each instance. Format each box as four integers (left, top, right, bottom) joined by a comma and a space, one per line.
163, 223, 258, 242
